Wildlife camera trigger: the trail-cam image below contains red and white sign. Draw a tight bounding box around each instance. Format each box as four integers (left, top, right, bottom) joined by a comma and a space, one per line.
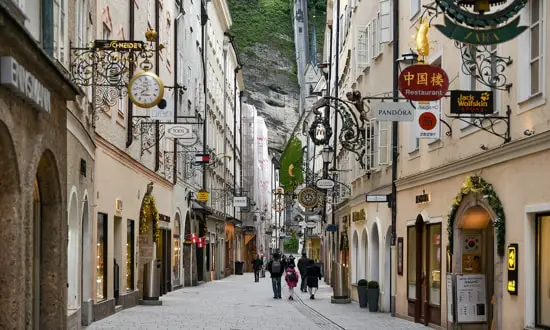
399, 65, 449, 101
195, 154, 211, 163
415, 102, 441, 139
196, 236, 206, 248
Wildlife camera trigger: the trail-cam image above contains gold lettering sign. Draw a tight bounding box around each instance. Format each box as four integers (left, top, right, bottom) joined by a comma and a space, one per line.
93, 40, 145, 51
352, 209, 366, 222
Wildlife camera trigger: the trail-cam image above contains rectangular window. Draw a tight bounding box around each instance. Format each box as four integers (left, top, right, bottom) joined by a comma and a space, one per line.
379, 0, 392, 43
410, 0, 420, 19
428, 223, 441, 306
407, 226, 416, 300
530, 0, 542, 95
166, 18, 172, 68
102, 23, 110, 39
378, 120, 391, 165
365, 121, 376, 170
356, 26, 369, 70
126, 220, 135, 292
75, 0, 86, 47
96, 213, 108, 301
408, 121, 420, 153
536, 215, 550, 327
118, 95, 126, 116
371, 16, 377, 58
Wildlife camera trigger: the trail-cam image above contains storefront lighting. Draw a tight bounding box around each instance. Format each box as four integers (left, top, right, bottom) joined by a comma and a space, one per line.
321, 145, 334, 164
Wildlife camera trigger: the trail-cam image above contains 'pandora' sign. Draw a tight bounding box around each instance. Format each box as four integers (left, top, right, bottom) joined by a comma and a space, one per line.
0, 57, 51, 113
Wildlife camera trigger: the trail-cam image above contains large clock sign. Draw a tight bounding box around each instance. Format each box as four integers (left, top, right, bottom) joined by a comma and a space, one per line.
128, 71, 165, 108
298, 187, 320, 209
434, 0, 528, 44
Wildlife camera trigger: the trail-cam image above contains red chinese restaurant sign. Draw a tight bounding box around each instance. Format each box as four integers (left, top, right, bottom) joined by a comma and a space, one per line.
398, 65, 449, 101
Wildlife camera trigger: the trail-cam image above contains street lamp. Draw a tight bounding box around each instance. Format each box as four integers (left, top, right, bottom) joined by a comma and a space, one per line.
321, 145, 334, 164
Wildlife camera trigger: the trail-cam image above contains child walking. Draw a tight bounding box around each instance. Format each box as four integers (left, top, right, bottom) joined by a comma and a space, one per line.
284, 261, 299, 300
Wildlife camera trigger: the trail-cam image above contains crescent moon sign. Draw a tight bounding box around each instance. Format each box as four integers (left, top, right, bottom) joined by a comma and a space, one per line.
288, 164, 294, 177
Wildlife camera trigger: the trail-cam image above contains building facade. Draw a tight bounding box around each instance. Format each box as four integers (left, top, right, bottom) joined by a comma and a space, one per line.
0, 1, 80, 329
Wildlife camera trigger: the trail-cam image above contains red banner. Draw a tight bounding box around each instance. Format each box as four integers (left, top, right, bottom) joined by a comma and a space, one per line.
398, 64, 449, 101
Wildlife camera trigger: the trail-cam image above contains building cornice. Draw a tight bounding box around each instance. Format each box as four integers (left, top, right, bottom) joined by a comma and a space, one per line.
214, 0, 232, 31
396, 131, 550, 191
96, 135, 173, 190
67, 110, 96, 159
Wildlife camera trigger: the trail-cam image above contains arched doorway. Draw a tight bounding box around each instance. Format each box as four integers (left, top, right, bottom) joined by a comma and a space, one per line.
383, 226, 391, 312
352, 231, 359, 283
67, 189, 80, 311
0, 121, 23, 328
81, 193, 91, 324
454, 203, 495, 329
183, 211, 193, 286
371, 222, 380, 282
361, 229, 368, 280
173, 212, 181, 287
34, 150, 63, 328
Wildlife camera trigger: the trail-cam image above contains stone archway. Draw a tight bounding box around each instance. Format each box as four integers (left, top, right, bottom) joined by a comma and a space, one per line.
173, 212, 182, 287
137, 182, 159, 299
183, 211, 194, 286
352, 230, 359, 283
370, 222, 380, 282
34, 150, 64, 328
67, 188, 80, 311
81, 192, 92, 325
361, 229, 368, 280
0, 121, 23, 329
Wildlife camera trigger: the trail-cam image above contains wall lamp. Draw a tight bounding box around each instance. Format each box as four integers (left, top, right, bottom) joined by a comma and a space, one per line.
523, 129, 535, 136
480, 144, 489, 151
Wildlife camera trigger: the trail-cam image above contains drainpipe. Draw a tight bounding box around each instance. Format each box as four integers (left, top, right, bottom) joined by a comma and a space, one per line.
173, 8, 183, 184
239, 91, 244, 196
201, 0, 208, 190
154, 0, 160, 172
222, 37, 228, 278
126, 0, 135, 148
390, 0, 399, 317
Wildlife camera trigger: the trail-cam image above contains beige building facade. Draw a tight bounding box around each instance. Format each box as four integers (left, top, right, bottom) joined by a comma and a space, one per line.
393, 1, 550, 329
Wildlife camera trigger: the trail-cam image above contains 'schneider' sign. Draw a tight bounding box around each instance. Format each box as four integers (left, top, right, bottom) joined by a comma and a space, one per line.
398, 65, 449, 101
450, 90, 494, 115
434, 15, 527, 46
93, 40, 145, 50
376, 102, 415, 122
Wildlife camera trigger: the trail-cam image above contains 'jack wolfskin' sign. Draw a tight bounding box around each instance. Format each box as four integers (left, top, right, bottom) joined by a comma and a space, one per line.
450, 90, 494, 115
398, 65, 449, 101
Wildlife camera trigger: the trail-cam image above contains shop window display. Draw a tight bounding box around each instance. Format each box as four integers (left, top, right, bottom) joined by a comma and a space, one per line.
407, 226, 416, 300
536, 215, 550, 327
126, 220, 135, 292
429, 224, 441, 306
96, 213, 108, 301
173, 219, 181, 285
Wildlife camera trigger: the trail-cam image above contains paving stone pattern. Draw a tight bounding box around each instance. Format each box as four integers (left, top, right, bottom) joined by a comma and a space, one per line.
85, 274, 428, 330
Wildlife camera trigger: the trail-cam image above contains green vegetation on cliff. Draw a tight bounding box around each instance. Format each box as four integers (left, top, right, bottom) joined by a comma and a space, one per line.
228, 0, 295, 60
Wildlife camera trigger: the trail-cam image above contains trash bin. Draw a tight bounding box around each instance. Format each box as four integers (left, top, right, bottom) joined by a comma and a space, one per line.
143, 259, 161, 300
234, 261, 244, 275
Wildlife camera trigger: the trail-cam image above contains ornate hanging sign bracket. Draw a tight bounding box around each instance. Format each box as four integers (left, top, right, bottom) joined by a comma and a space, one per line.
446, 105, 511, 143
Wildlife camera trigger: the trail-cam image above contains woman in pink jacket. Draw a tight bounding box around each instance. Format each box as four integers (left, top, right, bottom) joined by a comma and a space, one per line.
284, 261, 299, 300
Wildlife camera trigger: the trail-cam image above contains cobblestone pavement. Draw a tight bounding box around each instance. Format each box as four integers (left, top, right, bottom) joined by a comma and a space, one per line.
86, 273, 428, 330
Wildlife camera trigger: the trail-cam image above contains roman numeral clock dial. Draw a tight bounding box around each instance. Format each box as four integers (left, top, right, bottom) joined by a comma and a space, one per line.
128, 71, 165, 108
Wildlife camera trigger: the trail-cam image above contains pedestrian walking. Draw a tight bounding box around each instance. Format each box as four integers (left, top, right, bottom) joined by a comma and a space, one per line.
284, 260, 299, 300
305, 259, 322, 299
267, 253, 284, 299
297, 252, 309, 292
252, 255, 263, 282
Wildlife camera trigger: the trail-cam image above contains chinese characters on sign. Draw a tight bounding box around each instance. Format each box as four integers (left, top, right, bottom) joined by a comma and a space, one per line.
415, 102, 441, 139
450, 90, 494, 115
398, 65, 449, 101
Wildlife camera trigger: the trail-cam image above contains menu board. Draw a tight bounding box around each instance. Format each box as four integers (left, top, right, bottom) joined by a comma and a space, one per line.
456, 274, 487, 323
447, 274, 454, 323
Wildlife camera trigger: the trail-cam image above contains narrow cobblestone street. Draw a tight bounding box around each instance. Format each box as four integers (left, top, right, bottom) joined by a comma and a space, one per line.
86, 274, 428, 330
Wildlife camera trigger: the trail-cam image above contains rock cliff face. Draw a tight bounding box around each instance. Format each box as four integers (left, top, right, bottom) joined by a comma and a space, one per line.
228, 0, 300, 153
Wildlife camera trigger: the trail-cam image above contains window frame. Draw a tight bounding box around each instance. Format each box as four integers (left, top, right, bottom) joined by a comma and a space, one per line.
535, 213, 550, 328
96, 213, 108, 301
126, 219, 135, 292
529, 0, 543, 96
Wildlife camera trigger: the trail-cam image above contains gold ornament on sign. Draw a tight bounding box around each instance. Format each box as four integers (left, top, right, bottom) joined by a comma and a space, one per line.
145, 28, 158, 42
288, 164, 294, 177
415, 17, 431, 60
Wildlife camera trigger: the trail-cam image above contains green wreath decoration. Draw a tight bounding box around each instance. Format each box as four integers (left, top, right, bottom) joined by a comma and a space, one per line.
140, 194, 160, 242
447, 175, 505, 257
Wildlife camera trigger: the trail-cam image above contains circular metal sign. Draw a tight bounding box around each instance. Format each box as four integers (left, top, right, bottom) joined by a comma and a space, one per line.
306, 221, 317, 229
316, 179, 335, 190
297, 187, 320, 209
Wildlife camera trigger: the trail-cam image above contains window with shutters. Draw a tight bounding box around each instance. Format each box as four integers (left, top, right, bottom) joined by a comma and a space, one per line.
408, 121, 420, 154
365, 120, 377, 170
51, 0, 67, 63
75, 0, 87, 47
166, 17, 172, 68
356, 26, 369, 70
378, 120, 391, 165
379, 0, 392, 43
371, 16, 380, 59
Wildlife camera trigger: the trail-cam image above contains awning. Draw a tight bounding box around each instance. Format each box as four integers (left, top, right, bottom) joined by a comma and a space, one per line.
244, 233, 256, 245
192, 200, 213, 215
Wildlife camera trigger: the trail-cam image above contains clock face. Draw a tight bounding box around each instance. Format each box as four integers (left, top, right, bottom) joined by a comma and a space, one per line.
128, 72, 164, 108
298, 187, 319, 209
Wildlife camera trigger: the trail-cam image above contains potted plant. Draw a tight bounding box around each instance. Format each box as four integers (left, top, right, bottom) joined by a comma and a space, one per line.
367, 281, 380, 312
357, 279, 368, 308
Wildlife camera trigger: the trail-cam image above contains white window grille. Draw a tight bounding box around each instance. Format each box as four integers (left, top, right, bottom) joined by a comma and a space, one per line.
365, 120, 377, 170
379, 0, 392, 43
371, 16, 379, 58
378, 120, 391, 165
356, 26, 369, 70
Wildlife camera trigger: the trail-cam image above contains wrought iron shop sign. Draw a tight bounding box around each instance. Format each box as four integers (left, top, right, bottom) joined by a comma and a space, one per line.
398, 65, 449, 101
507, 243, 518, 295
450, 90, 494, 115
297, 187, 320, 209
93, 40, 145, 51
434, 0, 528, 45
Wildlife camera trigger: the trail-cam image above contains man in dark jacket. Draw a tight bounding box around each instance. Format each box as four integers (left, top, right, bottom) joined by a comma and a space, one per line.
297, 252, 309, 292
305, 259, 322, 299
267, 253, 284, 299
252, 255, 263, 282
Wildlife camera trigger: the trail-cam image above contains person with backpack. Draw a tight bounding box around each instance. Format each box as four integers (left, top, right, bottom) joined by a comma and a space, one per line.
267, 253, 284, 299
284, 260, 299, 300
